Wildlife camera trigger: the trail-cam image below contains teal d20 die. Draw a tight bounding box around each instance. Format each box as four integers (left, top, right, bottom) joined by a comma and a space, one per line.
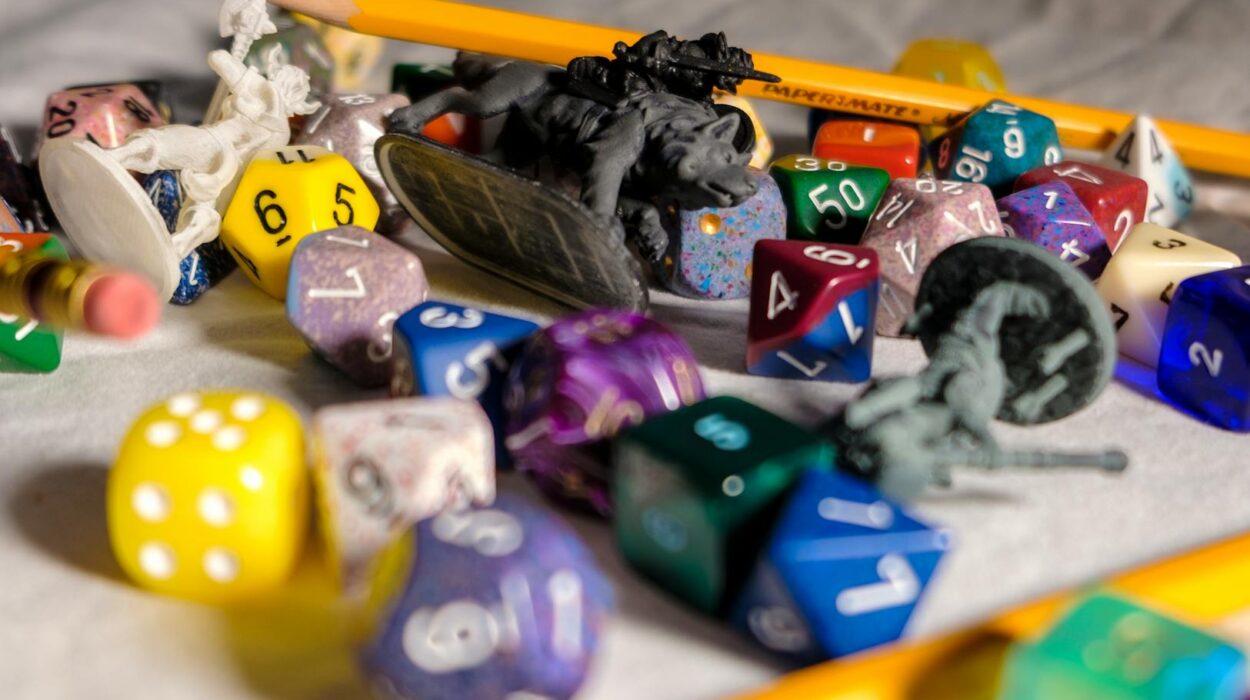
931, 99, 1062, 197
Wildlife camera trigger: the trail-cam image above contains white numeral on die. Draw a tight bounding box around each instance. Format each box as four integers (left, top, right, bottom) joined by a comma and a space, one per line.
1189, 342, 1224, 377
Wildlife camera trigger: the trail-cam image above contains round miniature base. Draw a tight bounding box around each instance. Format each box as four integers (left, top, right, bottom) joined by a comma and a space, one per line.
376, 133, 649, 312
38, 140, 180, 300
912, 237, 1117, 425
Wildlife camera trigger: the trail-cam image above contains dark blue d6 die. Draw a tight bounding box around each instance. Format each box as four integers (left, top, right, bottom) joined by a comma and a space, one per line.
730, 469, 949, 661
931, 100, 1062, 197
1158, 266, 1250, 431
142, 170, 236, 305
392, 301, 540, 465
998, 181, 1112, 278
361, 493, 614, 700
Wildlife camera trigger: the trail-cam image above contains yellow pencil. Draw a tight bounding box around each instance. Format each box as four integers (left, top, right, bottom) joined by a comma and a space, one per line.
272, 0, 1250, 178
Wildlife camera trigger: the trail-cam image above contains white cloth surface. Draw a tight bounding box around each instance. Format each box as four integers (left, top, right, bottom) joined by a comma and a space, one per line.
2, 1, 1250, 698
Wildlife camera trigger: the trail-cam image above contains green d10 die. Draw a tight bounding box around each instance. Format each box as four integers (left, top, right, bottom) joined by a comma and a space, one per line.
769, 154, 890, 245
997, 593, 1246, 700
0, 234, 67, 373
613, 395, 834, 615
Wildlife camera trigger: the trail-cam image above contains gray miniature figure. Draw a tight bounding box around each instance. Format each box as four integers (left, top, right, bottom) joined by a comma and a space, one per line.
827, 238, 1128, 501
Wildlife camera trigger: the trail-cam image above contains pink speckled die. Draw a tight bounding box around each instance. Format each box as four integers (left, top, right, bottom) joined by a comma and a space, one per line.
33, 84, 165, 158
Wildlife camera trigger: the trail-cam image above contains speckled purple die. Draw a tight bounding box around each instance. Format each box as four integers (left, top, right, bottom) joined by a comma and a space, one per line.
287, 226, 428, 387
361, 492, 614, 700
295, 93, 412, 235
504, 309, 705, 517
998, 181, 1112, 279
655, 169, 785, 299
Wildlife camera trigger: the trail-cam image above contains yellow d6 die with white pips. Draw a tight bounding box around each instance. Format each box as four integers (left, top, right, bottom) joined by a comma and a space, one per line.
107, 391, 309, 604
220, 145, 380, 300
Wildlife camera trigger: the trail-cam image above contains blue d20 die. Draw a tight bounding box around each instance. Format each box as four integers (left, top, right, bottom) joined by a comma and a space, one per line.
1157, 266, 1250, 431
392, 301, 541, 466
731, 469, 950, 660
931, 100, 1062, 197
998, 181, 1112, 278
747, 282, 878, 383
143, 170, 236, 305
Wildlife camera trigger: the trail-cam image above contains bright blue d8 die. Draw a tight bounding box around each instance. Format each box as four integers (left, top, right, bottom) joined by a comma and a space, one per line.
730, 469, 949, 661
931, 100, 1062, 197
392, 301, 541, 465
142, 170, 236, 305
1157, 266, 1250, 431
998, 181, 1112, 279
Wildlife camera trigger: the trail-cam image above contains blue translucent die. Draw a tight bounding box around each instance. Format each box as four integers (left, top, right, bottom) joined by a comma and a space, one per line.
1157, 266, 1250, 431
142, 170, 236, 305
997, 594, 1246, 700
930, 100, 1062, 197
747, 282, 878, 383
730, 469, 949, 661
392, 301, 540, 467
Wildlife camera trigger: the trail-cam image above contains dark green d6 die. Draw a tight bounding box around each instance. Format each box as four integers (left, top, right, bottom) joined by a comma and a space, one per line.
769, 154, 890, 244
613, 396, 834, 615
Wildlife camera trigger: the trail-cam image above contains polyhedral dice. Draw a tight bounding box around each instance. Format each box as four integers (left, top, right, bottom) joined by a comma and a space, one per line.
1015, 161, 1148, 253
747, 241, 878, 382
68, 79, 173, 123
142, 170, 237, 305
107, 391, 308, 603
313, 397, 494, 593
713, 92, 773, 169
768, 155, 889, 244
997, 594, 1246, 700
812, 120, 921, 180
287, 226, 428, 386
1096, 223, 1240, 367
894, 38, 1006, 92
1101, 115, 1194, 228
998, 182, 1112, 278
360, 493, 614, 700
0, 124, 47, 231
290, 13, 386, 92
220, 145, 380, 299
730, 469, 948, 661
33, 83, 165, 157
244, 16, 335, 99
614, 396, 833, 614
859, 177, 1004, 335
0, 233, 66, 373
389, 62, 483, 153
931, 100, 1062, 197
1156, 266, 1250, 431
505, 309, 705, 517
656, 169, 785, 299
0, 199, 19, 233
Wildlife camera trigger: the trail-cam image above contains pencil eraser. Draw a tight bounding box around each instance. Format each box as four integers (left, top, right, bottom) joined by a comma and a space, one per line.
83, 272, 161, 339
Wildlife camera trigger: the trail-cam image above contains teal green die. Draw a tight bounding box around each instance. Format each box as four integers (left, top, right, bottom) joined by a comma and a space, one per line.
768, 154, 890, 244
997, 593, 1246, 700
0, 235, 67, 373
613, 396, 833, 615
931, 99, 1063, 197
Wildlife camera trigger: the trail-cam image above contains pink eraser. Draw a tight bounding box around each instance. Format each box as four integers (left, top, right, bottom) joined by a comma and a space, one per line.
82, 272, 161, 339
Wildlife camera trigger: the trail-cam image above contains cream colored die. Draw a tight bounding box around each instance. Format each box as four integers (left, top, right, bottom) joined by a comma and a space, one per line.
313, 397, 495, 594
108, 391, 308, 604
713, 92, 773, 170
1097, 223, 1241, 367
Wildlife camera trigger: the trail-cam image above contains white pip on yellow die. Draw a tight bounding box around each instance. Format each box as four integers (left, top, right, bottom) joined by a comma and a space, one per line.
107, 391, 308, 604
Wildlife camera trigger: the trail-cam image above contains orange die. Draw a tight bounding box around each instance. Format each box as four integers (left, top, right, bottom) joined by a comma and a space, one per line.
813, 120, 921, 180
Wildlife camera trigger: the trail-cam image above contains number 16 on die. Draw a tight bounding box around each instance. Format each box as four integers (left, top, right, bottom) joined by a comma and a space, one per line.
392, 301, 540, 467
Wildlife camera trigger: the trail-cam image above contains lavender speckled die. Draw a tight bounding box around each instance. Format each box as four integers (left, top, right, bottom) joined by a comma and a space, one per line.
142, 170, 237, 305
655, 169, 785, 299
998, 181, 1112, 279
287, 225, 428, 387
504, 309, 705, 517
294, 93, 412, 235
361, 493, 614, 700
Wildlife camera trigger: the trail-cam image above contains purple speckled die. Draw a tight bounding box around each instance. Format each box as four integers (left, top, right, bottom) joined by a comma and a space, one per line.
287, 225, 428, 387
504, 309, 705, 517
361, 492, 614, 700
998, 181, 1112, 279
655, 168, 785, 299
294, 93, 412, 235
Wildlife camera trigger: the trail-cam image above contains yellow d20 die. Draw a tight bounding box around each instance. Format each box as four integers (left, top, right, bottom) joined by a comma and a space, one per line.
894, 38, 1006, 143
107, 390, 309, 604
713, 92, 774, 170
221, 145, 380, 299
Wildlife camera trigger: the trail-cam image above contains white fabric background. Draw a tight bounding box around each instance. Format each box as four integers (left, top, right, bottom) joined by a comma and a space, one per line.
2, 1, 1250, 698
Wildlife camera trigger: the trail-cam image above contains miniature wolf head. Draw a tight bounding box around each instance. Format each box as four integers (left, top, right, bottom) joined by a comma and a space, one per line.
649, 109, 756, 209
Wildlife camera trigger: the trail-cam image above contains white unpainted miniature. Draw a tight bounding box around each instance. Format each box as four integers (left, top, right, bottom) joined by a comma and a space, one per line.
39, 0, 321, 300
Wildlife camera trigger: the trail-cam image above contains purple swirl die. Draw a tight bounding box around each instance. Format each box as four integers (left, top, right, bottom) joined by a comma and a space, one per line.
504, 309, 705, 517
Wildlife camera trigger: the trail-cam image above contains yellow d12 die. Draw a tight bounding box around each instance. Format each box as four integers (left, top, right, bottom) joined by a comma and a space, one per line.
893, 38, 1006, 92
107, 391, 309, 604
1097, 223, 1241, 367
221, 145, 380, 300
713, 92, 773, 169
